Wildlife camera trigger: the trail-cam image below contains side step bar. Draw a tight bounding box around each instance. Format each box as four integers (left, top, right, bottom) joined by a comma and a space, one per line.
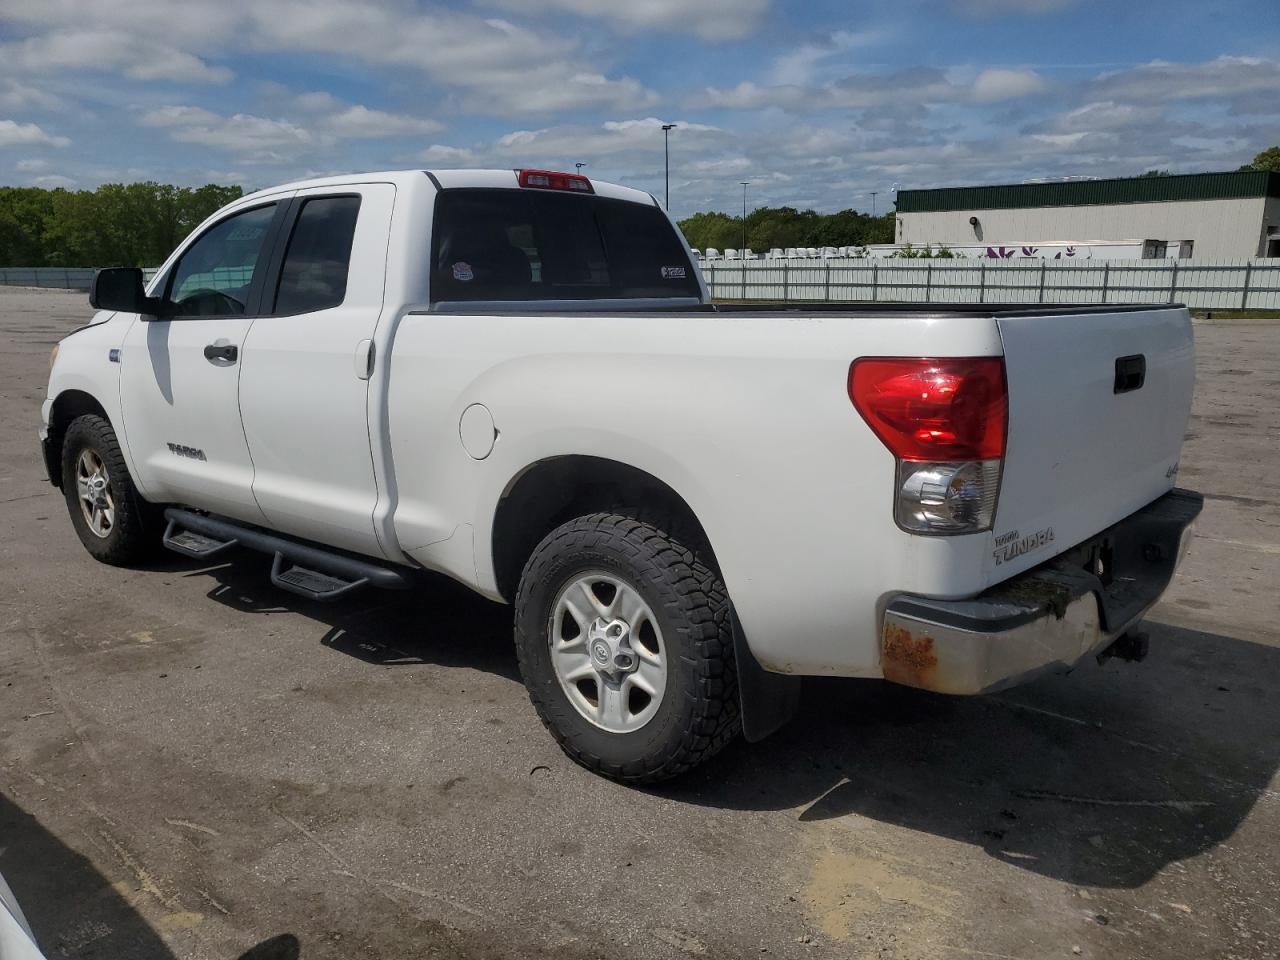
162, 507, 416, 602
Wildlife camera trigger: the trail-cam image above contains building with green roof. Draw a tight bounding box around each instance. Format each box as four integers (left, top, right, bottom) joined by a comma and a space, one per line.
895, 171, 1280, 260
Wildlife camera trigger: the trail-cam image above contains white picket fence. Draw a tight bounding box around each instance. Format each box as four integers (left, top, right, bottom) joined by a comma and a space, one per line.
701, 258, 1280, 310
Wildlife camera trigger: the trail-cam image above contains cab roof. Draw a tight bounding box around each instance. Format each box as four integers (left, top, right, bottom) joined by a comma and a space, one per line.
240, 169, 657, 208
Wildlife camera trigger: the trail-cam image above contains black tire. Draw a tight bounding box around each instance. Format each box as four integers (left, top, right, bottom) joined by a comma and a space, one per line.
514, 511, 741, 783
60, 414, 162, 565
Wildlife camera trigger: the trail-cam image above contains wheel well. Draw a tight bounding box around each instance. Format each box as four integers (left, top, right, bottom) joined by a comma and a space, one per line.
46, 390, 109, 488
491, 456, 715, 603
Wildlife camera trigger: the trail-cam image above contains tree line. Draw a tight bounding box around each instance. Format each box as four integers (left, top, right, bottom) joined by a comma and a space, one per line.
4, 149, 1274, 268
0, 182, 243, 268
678, 207, 896, 253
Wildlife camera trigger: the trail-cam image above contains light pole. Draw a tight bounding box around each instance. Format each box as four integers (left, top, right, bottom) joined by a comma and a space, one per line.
575, 162, 587, 174
661, 124, 676, 210
740, 181, 750, 255
870, 191, 878, 217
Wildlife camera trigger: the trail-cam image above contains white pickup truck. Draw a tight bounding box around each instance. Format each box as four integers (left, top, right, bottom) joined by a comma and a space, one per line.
41, 168, 1202, 782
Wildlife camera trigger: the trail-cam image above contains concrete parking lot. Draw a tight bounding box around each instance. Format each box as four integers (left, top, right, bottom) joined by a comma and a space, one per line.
1, 287, 1277, 960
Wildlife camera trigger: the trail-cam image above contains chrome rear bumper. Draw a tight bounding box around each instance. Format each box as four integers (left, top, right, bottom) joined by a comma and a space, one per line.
880, 488, 1203, 695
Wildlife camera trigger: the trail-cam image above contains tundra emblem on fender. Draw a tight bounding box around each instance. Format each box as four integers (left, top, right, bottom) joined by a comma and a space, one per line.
166, 442, 207, 462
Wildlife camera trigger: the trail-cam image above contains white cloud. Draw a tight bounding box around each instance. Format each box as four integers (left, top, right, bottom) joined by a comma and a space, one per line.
0, 30, 231, 84
323, 105, 441, 138
0, 119, 70, 148
30, 173, 76, 188
482, 0, 771, 41
247, 2, 657, 113
1050, 101, 1166, 133
767, 30, 886, 87
140, 97, 443, 164
1090, 56, 1280, 103
952, 0, 1079, 14
693, 66, 1042, 111
690, 81, 804, 111
141, 106, 313, 154
0, 79, 65, 112
492, 117, 725, 160
0, 0, 655, 114
293, 91, 341, 113
419, 144, 477, 164
971, 68, 1045, 101
15, 158, 48, 172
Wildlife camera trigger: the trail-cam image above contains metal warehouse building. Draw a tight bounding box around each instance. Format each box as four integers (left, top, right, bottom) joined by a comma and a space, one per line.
896, 170, 1280, 260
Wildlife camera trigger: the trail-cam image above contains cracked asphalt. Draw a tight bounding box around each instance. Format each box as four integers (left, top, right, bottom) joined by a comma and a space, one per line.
1, 287, 1278, 960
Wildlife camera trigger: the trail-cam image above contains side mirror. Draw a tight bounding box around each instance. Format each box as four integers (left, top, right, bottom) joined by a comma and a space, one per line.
89, 267, 160, 314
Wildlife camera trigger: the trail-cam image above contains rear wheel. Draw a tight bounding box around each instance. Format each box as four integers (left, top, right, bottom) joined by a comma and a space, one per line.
514, 512, 741, 782
60, 414, 161, 565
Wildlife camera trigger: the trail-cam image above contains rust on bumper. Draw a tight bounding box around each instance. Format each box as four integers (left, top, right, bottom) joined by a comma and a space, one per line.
881, 623, 939, 688
880, 488, 1203, 696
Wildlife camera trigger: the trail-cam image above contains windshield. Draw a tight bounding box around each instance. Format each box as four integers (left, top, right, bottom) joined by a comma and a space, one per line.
431, 188, 700, 303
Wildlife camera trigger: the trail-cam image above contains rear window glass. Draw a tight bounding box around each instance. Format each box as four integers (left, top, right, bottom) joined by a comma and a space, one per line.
431, 189, 699, 303
274, 195, 361, 315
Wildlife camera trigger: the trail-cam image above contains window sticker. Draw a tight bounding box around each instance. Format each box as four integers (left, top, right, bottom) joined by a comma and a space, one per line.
452, 261, 474, 282
660, 266, 686, 279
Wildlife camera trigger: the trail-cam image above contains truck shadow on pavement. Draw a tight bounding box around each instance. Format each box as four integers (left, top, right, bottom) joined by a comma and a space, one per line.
186, 556, 1277, 892
190, 554, 519, 682
670, 619, 1280, 890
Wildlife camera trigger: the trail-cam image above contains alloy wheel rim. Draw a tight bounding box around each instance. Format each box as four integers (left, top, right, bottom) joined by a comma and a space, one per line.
548, 572, 667, 733
75, 449, 115, 539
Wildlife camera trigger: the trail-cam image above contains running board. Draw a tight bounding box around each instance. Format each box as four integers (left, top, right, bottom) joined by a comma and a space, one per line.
162, 507, 415, 601
163, 519, 239, 559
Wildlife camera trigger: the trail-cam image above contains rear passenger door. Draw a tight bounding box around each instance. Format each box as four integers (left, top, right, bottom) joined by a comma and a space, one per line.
237, 183, 396, 558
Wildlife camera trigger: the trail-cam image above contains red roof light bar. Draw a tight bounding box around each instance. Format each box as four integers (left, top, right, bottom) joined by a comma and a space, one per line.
517, 169, 594, 194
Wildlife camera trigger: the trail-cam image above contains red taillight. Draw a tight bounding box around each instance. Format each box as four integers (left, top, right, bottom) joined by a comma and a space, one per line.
849, 357, 1007, 461
517, 169, 594, 194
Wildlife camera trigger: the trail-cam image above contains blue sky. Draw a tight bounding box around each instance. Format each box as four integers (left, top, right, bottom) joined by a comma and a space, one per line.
1, 0, 1277, 218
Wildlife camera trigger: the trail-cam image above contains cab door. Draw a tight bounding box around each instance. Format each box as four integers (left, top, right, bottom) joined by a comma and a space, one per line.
118, 200, 289, 524
237, 184, 396, 557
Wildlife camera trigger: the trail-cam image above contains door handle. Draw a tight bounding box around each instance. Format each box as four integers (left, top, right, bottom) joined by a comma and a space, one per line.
1114, 354, 1145, 394
204, 342, 238, 364
354, 339, 374, 380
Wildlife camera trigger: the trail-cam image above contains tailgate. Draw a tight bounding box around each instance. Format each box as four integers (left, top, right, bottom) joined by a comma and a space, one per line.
990, 306, 1195, 580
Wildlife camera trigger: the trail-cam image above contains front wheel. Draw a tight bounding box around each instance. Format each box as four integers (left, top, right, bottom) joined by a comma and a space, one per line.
60, 414, 162, 565
514, 512, 741, 783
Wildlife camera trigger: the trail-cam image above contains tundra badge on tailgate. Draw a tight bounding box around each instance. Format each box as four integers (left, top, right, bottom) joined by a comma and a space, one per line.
992, 527, 1055, 566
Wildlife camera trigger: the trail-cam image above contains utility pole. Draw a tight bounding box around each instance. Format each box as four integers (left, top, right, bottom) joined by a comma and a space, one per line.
661, 124, 676, 210
740, 181, 750, 255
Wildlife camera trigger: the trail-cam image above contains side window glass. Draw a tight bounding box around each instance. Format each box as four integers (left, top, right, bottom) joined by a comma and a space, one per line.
167, 204, 277, 317
273, 196, 362, 314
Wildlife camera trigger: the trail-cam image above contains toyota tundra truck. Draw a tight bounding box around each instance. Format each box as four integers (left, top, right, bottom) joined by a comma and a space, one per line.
40, 168, 1202, 782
